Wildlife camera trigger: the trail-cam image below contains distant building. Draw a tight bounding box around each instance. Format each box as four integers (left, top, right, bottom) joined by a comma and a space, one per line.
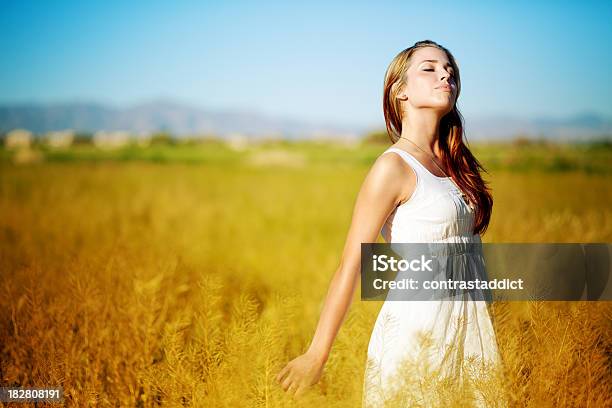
336, 133, 361, 148
5, 129, 32, 149
310, 130, 360, 147
93, 131, 131, 149
45, 130, 75, 149
227, 133, 249, 151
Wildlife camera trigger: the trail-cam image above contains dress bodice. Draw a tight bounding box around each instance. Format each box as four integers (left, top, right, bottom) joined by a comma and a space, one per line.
380, 147, 479, 244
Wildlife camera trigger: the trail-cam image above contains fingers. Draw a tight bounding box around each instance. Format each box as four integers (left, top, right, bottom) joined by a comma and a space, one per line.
281, 373, 293, 392
277, 362, 311, 398
276, 365, 289, 383
287, 382, 296, 393
280, 376, 309, 399
288, 380, 304, 398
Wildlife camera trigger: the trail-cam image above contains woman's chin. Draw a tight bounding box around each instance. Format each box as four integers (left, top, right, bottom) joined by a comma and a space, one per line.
429, 102, 455, 114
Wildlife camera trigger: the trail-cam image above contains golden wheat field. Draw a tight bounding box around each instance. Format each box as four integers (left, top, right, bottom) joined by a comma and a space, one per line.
1, 140, 611, 407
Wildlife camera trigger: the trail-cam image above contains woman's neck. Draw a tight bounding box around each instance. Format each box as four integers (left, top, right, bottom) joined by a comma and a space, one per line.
399, 111, 443, 155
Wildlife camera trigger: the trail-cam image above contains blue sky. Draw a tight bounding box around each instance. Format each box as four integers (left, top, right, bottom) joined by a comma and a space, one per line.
1, 0, 611, 128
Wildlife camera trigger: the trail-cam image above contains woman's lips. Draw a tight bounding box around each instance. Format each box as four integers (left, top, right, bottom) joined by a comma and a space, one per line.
436, 85, 452, 92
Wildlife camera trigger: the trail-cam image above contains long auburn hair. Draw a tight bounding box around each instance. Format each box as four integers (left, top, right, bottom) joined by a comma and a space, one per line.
383, 39, 493, 235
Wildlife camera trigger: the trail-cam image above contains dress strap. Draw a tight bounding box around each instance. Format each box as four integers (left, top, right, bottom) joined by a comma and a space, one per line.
383, 147, 426, 178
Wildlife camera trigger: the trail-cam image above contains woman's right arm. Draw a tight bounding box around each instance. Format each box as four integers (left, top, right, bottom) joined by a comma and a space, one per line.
276, 151, 415, 398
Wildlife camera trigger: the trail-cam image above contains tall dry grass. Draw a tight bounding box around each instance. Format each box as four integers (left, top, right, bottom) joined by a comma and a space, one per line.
0, 150, 611, 407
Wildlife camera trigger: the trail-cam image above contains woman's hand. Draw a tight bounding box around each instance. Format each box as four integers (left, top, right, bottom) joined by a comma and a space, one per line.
276, 350, 326, 398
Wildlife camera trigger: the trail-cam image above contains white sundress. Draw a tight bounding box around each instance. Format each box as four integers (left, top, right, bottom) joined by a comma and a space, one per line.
362, 147, 506, 408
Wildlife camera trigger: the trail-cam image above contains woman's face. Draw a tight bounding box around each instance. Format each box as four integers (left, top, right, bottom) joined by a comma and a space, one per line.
398, 46, 458, 115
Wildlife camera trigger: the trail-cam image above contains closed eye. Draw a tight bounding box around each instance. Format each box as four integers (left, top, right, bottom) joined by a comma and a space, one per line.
423, 68, 455, 78
424, 68, 454, 78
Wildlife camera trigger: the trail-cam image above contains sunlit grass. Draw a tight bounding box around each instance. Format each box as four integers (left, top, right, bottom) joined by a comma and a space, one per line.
1, 141, 611, 406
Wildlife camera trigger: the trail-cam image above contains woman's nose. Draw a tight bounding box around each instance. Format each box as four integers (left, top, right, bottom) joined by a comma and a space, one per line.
440, 73, 454, 84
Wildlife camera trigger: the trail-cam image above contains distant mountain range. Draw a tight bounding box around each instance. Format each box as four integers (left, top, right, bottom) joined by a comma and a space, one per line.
0, 100, 610, 141
464, 113, 612, 141
0, 100, 364, 140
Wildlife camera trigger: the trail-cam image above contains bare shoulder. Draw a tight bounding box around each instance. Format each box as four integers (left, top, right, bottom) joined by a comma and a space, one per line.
362, 151, 415, 205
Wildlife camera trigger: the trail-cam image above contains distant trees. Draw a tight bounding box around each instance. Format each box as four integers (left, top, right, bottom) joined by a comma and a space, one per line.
150, 131, 175, 145
73, 132, 94, 145
361, 130, 390, 145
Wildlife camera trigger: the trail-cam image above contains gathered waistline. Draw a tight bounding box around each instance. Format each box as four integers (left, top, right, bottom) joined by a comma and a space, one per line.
389, 240, 483, 257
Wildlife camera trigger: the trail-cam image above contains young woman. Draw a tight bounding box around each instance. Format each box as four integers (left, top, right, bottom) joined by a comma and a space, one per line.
276, 40, 504, 406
